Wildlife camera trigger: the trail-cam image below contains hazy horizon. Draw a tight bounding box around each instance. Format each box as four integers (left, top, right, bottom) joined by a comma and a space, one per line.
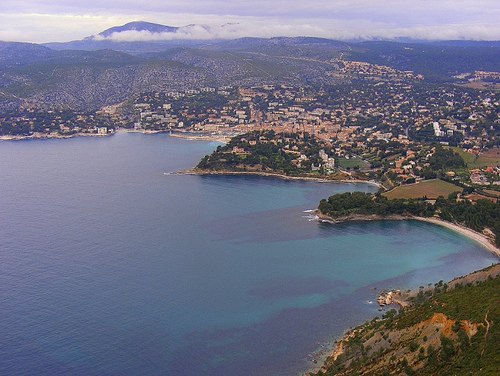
1, 1, 500, 44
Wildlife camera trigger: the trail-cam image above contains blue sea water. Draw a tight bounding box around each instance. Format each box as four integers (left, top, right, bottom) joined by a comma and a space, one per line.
0, 133, 497, 376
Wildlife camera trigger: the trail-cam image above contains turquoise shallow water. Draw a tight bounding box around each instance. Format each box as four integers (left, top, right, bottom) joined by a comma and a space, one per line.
0, 133, 497, 375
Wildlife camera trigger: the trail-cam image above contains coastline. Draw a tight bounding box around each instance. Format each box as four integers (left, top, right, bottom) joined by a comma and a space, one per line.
315, 211, 500, 259
307, 214, 500, 375
0, 128, 173, 141
412, 216, 500, 258
181, 169, 500, 259
0, 129, 232, 143
0, 131, 114, 141
168, 132, 232, 143
312, 263, 500, 375
177, 168, 383, 188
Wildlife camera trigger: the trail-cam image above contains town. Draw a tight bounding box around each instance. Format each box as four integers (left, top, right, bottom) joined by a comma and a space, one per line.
1, 60, 500, 195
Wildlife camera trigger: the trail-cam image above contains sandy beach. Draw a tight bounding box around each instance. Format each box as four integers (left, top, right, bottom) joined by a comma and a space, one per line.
413, 216, 500, 258
314, 209, 500, 259
168, 132, 232, 143
308, 216, 500, 375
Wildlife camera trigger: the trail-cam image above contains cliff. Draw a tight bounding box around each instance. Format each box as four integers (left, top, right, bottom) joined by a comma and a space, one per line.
310, 264, 500, 376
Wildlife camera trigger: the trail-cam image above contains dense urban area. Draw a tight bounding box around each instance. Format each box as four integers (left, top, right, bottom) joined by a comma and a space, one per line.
2, 59, 500, 196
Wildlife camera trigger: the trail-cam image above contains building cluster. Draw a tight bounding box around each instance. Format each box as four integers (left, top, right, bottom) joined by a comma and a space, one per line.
129, 68, 500, 158
123, 66, 500, 187
454, 70, 500, 82
1, 60, 499, 189
0, 108, 115, 136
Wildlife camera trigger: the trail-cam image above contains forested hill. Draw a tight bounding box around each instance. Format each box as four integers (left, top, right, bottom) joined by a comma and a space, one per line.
311, 265, 500, 376
317, 192, 500, 246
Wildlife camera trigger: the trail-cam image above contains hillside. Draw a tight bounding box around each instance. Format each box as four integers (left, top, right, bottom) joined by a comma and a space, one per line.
0, 41, 53, 69
348, 41, 500, 82
311, 264, 500, 376
0, 40, 346, 111
2, 26, 500, 111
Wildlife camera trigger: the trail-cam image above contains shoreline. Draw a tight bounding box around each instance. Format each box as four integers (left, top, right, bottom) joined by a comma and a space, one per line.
315, 211, 500, 259
177, 168, 383, 188
0, 131, 114, 141
181, 169, 499, 258
168, 132, 232, 143
307, 214, 500, 375
412, 216, 500, 258
0, 129, 233, 143
312, 263, 500, 375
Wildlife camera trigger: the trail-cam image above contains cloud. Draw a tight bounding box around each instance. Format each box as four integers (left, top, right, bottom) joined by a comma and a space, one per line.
90, 19, 500, 43
93, 24, 215, 42
0, 13, 131, 43
1, 1, 500, 43
92, 23, 317, 42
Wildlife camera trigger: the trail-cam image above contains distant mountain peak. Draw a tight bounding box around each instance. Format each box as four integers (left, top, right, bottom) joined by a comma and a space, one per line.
97, 21, 179, 39
90, 21, 235, 43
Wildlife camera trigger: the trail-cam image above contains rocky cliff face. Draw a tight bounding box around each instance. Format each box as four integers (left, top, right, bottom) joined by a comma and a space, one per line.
312, 264, 500, 376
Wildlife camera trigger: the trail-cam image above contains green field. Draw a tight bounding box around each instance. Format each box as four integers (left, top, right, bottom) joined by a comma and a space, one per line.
447, 146, 500, 168
448, 146, 477, 165
383, 179, 461, 199
337, 157, 370, 169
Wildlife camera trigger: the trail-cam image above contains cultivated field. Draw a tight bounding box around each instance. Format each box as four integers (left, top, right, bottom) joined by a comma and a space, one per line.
481, 189, 500, 197
473, 147, 500, 168
383, 179, 461, 199
464, 194, 498, 203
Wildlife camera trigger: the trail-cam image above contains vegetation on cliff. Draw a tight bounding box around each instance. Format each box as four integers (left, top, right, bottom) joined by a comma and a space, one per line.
310, 266, 500, 375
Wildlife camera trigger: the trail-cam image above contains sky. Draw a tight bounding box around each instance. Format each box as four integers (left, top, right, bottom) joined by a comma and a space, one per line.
1, 0, 500, 43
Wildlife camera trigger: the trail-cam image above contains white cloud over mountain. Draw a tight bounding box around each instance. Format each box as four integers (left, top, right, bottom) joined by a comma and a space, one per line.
1, 0, 500, 43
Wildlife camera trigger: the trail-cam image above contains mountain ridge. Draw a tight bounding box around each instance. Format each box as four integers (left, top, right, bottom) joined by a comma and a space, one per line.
41, 21, 500, 54
97, 21, 179, 38
1, 26, 500, 111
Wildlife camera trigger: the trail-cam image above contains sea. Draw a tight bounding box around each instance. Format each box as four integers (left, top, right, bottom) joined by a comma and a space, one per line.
1, 132, 498, 376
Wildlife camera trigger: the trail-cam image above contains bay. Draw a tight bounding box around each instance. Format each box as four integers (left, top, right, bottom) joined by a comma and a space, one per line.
0, 133, 497, 375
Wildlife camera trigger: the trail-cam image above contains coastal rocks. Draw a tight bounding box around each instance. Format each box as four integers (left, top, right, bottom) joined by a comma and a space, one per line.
316, 212, 411, 224
377, 289, 401, 306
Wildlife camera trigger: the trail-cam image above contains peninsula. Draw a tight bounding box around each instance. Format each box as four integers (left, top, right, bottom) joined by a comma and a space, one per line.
316, 191, 500, 254
190, 128, 500, 251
